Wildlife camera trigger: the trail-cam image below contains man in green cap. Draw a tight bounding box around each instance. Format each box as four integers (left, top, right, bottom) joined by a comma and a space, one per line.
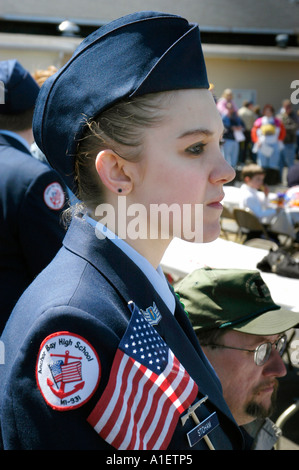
175, 267, 299, 449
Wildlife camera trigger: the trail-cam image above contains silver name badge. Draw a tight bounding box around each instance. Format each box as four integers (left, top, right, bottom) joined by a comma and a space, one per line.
181, 396, 218, 449
187, 411, 219, 448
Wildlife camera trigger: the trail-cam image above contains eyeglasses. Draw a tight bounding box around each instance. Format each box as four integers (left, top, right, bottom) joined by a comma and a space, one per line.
202, 334, 287, 366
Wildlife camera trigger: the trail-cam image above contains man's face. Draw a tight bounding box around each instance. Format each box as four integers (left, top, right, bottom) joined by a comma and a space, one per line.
202, 330, 287, 425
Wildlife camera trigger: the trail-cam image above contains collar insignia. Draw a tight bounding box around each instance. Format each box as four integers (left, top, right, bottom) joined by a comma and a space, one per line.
140, 302, 162, 326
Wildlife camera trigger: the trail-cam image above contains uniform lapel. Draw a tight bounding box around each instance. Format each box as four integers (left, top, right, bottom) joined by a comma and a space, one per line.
63, 217, 234, 421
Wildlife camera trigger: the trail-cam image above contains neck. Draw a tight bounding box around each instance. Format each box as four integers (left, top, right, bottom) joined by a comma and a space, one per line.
245, 182, 257, 190
16, 128, 34, 146
94, 195, 173, 269
125, 237, 171, 269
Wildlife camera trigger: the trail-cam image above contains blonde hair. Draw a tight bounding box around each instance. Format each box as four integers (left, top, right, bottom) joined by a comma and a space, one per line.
74, 91, 174, 213
33, 66, 58, 87
241, 164, 265, 180
222, 88, 233, 99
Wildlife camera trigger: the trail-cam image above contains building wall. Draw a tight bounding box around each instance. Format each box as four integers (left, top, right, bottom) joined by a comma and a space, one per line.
0, 49, 63, 71
206, 56, 299, 112
0, 33, 79, 72
1, 34, 298, 113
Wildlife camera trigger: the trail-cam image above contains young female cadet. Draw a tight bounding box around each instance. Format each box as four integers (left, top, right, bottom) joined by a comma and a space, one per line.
0, 11, 244, 450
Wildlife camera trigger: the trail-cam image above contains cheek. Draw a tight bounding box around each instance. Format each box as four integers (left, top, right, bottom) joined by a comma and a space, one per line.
222, 364, 259, 403
160, 166, 207, 204
137, 147, 209, 207
212, 355, 246, 390
220, 367, 251, 409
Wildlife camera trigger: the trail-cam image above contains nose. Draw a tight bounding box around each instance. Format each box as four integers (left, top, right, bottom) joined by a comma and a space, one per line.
263, 348, 287, 378
210, 151, 236, 185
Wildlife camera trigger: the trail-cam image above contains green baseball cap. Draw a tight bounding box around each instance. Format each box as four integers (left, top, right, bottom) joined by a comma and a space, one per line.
174, 267, 299, 335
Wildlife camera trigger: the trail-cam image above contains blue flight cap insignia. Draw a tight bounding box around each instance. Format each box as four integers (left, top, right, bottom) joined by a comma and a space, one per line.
140, 302, 162, 326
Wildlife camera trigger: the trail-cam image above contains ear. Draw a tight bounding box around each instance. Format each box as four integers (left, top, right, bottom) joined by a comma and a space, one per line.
95, 150, 133, 195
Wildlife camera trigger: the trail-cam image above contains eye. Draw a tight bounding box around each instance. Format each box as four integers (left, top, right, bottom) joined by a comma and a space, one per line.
219, 138, 225, 148
185, 142, 206, 155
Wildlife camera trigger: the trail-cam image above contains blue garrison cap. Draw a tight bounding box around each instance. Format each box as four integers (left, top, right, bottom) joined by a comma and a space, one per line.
0, 60, 40, 114
33, 11, 209, 193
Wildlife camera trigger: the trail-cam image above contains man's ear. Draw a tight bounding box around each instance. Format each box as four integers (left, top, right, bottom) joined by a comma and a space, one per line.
95, 150, 133, 194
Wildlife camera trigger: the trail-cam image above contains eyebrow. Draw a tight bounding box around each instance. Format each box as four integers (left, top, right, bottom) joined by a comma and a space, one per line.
178, 128, 214, 139
248, 335, 282, 348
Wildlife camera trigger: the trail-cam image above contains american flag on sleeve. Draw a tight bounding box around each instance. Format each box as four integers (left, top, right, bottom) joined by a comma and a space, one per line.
49, 359, 82, 384
87, 301, 198, 450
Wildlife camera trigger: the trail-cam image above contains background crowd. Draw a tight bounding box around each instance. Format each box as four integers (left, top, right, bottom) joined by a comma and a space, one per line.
0, 55, 298, 451
215, 88, 299, 185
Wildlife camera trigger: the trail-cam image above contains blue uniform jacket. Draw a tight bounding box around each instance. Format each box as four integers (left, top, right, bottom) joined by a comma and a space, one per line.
0, 216, 244, 450
0, 133, 68, 330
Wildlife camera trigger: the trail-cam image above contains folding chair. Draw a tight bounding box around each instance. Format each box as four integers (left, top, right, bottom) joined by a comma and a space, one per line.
243, 238, 279, 250
233, 208, 271, 244
220, 206, 239, 241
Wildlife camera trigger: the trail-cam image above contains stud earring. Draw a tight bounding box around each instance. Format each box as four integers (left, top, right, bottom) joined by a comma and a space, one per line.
117, 188, 122, 193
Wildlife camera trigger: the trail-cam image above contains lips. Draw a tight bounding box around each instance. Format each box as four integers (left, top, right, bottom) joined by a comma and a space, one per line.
206, 193, 225, 208
259, 385, 275, 394
256, 380, 277, 396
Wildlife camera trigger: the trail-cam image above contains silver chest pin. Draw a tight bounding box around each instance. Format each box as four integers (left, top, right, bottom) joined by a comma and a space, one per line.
181, 395, 219, 449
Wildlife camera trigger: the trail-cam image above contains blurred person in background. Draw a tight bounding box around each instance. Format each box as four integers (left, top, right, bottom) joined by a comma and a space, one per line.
222, 102, 245, 168
251, 104, 286, 184
238, 100, 257, 163
277, 99, 299, 175
217, 88, 238, 116
0, 59, 69, 332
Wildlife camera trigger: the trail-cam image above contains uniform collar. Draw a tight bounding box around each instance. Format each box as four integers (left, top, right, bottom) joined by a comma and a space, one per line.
0, 130, 31, 152
241, 183, 258, 195
84, 215, 176, 315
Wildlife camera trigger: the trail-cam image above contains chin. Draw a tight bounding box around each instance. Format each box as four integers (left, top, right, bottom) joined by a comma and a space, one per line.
202, 223, 221, 243
171, 216, 221, 243
179, 229, 220, 244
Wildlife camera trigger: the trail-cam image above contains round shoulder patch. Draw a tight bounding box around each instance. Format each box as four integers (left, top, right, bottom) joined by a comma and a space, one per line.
36, 332, 101, 411
43, 182, 65, 210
